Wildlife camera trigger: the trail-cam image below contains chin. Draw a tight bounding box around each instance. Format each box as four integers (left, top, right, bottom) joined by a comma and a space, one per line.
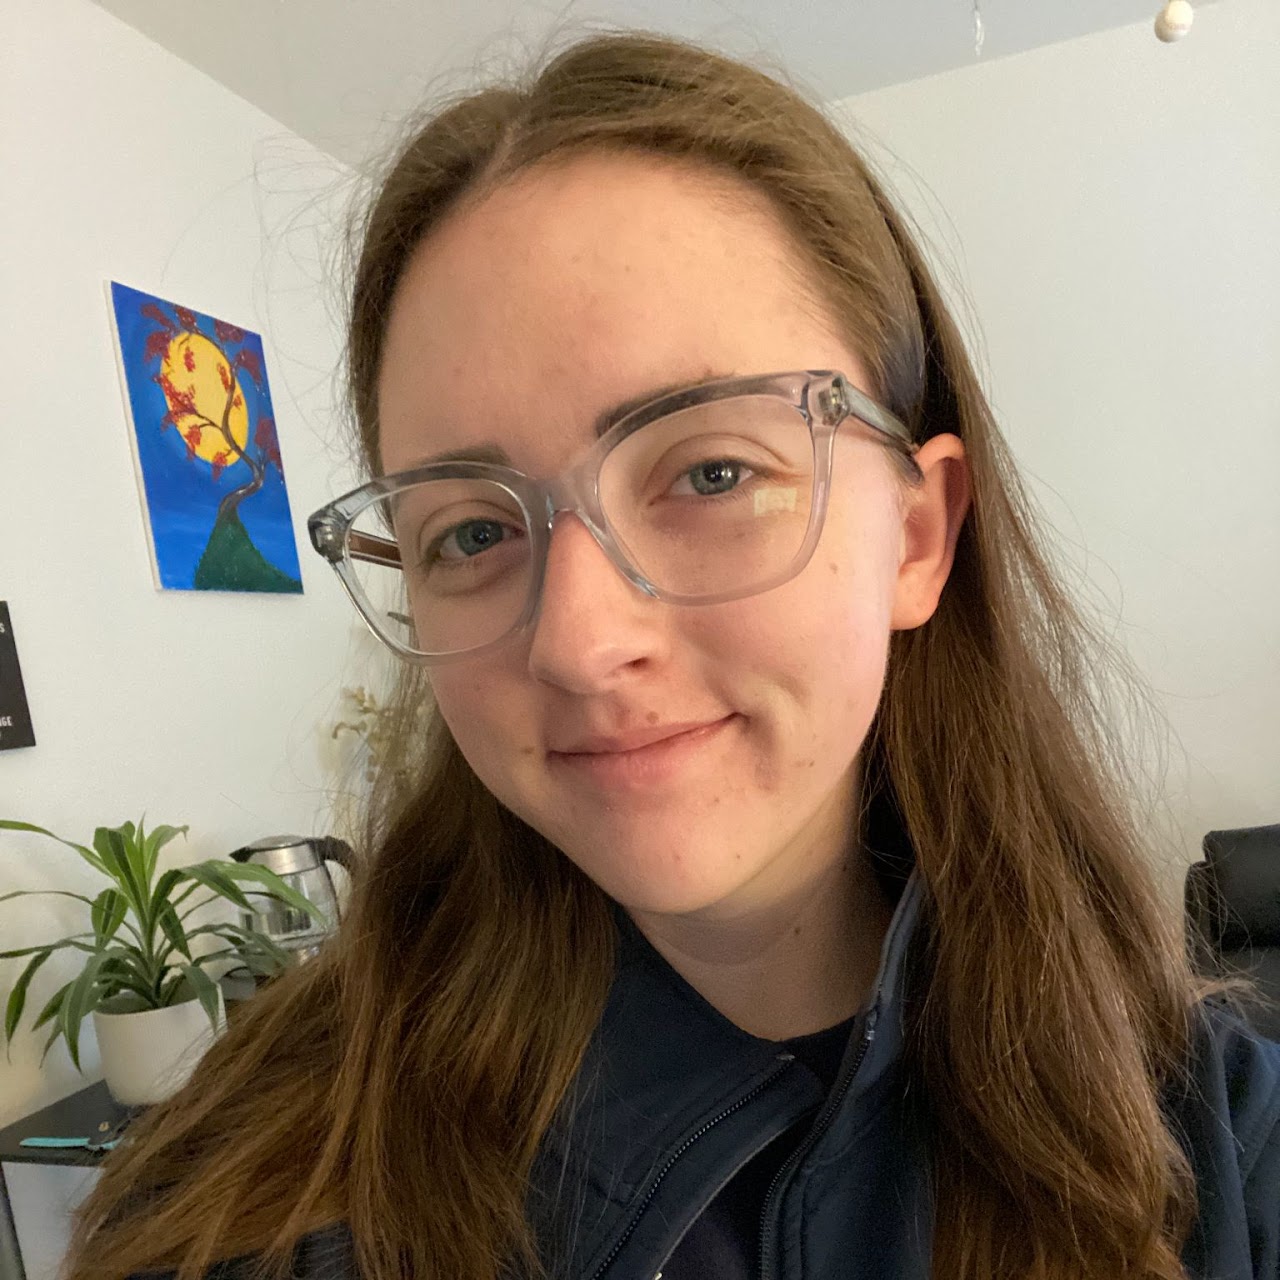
561, 834, 759, 919
604, 881, 738, 920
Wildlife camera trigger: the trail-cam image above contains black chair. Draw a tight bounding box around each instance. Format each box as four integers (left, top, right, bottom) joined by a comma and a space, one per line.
1185, 823, 1280, 1041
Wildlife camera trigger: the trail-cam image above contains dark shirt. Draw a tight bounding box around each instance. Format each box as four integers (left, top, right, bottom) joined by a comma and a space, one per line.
659, 1014, 857, 1279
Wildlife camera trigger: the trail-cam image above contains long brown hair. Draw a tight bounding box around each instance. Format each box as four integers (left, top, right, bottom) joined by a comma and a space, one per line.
63, 30, 1258, 1280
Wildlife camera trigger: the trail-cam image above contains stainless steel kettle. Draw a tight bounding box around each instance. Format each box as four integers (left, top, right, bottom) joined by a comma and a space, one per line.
228, 834, 355, 965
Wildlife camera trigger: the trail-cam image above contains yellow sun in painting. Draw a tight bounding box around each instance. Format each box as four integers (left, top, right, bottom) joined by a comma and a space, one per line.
158, 332, 250, 464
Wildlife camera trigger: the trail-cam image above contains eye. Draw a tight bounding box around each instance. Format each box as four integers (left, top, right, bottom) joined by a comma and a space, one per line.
669, 459, 756, 498
431, 518, 519, 562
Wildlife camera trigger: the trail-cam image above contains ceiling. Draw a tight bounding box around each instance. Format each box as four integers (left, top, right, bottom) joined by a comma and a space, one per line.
96, 0, 1183, 167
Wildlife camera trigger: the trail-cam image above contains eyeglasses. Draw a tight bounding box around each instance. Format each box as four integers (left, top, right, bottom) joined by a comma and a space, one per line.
307, 370, 917, 664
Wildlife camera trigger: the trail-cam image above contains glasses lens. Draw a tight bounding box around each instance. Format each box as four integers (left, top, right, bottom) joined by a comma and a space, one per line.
347, 478, 534, 656
599, 396, 816, 598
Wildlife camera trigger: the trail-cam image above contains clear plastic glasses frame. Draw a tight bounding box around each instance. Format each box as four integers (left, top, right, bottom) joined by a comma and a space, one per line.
307, 369, 918, 664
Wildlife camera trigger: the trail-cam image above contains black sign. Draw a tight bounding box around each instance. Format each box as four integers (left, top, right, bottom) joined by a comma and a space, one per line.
0, 602, 36, 751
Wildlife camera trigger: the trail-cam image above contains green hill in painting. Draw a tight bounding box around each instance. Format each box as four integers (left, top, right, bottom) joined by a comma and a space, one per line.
193, 508, 301, 593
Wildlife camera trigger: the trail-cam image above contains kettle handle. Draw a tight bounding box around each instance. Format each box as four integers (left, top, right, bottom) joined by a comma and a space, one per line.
314, 836, 357, 872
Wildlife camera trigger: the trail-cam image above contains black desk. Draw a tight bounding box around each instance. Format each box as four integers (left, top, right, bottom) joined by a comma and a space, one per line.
0, 1079, 141, 1280
0, 975, 257, 1280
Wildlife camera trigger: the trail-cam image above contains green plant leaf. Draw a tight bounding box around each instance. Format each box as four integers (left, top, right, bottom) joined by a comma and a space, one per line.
237, 952, 284, 978
93, 990, 154, 1016
191, 920, 295, 959
85, 937, 151, 974
171, 962, 222, 1032
157, 969, 185, 1004
183, 922, 295, 977
170, 862, 257, 913
149, 863, 263, 973
150, 866, 188, 916
0, 820, 108, 874
119, 819, 149, 903
32, 982, 69, 1031
89, 888, 129, 947
155, 901, 191, 961
94, 827, 147, 926
208, 861, 332, 929
4, 949, 52, 1059
189, 943, 275, 971
39, 1017, 64, 1067
175, 892, 224, 925
0, 935, 99, 960
59, 951, 109, 1073
141, 823, 188, 886
94, 941, 158, 988
94, 957, 158, 1005
0, 889, 147, 954
0, 888, 98, 909
159, 962, 225, 1008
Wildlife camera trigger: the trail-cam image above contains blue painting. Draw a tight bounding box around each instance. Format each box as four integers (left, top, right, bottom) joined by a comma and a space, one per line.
108, 282, 303, 593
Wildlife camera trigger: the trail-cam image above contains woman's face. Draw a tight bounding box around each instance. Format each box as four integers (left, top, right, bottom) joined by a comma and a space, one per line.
376, 151, 962, 921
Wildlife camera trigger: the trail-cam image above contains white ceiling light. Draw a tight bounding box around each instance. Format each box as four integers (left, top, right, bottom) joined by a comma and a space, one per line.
1155, 0, 1195, 42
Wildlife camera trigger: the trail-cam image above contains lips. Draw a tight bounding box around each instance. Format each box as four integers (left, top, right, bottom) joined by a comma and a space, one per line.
546, 715, 738, 790
551, 717, 732, 756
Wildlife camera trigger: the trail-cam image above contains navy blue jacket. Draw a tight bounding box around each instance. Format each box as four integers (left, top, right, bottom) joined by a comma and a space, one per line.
142, 861, 1280, 1280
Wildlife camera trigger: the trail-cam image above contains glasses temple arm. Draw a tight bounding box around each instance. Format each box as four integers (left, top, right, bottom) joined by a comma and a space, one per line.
347, 530, 402, 569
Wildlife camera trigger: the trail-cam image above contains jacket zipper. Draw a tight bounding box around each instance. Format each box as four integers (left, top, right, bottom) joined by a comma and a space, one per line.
756, 1006, 879, 1280
590, 1056, 795, 1280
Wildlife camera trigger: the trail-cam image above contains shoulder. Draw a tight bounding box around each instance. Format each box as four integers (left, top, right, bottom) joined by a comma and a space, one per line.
1186, 996, 1280, 1165
1165, 996, 1280, 1278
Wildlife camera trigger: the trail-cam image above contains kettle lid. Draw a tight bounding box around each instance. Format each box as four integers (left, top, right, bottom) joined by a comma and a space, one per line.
236, 834, 311, 854
229, 834, 320, 876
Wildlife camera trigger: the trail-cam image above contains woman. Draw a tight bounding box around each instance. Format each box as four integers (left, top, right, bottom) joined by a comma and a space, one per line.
70, 30, 1277, 1280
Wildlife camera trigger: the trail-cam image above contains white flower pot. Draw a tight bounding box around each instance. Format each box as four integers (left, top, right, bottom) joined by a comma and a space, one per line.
93, 987, 226, 1106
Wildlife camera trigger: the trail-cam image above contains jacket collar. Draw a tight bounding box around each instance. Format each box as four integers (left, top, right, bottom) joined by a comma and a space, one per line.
527, 843, 928, 1274
605, 846, 925, 1095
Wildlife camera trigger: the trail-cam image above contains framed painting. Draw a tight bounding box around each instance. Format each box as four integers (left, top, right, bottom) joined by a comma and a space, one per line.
108, 282, 303, 593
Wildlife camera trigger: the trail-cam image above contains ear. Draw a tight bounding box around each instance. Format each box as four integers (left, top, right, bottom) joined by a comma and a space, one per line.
889, 434, 971, 631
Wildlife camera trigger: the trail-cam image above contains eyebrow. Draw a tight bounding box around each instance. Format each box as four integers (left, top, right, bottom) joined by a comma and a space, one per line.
399, 371, 729, 470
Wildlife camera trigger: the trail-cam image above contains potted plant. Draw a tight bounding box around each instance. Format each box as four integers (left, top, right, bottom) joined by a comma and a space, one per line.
0, 817, 329, 1104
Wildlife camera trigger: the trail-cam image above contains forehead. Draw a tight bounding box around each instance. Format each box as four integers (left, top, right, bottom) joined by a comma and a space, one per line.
375, 151, 860, 476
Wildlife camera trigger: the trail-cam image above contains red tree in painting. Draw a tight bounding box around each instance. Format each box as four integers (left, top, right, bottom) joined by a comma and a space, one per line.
141, 302, 283, 533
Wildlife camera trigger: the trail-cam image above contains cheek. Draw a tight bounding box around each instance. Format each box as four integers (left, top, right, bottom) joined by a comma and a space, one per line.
428, 668, 528, 776
820, 553, 895, 705
766, 586, 890, 811
793, 568, 891, 728
697, 548, 893, 777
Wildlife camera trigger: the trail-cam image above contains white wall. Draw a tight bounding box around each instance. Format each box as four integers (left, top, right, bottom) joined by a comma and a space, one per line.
0, 2, 372, 1275
838, 0, 1280, 898
2, 2, 1277, 1276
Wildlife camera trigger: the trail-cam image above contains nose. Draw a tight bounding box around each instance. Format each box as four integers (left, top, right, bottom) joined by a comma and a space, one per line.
525, 513, 668, 693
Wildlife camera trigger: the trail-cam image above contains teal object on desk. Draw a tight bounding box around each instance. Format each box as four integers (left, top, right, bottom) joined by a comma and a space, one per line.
20, 1136, 119, 1150
21, 1115, 130, 1152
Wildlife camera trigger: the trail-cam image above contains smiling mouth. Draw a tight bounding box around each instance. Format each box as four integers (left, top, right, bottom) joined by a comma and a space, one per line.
551, 716, 735, 757
546, 715, 739, 787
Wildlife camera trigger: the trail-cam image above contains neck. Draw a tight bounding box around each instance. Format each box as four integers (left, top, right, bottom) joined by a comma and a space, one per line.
625, 809, 897, 1042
